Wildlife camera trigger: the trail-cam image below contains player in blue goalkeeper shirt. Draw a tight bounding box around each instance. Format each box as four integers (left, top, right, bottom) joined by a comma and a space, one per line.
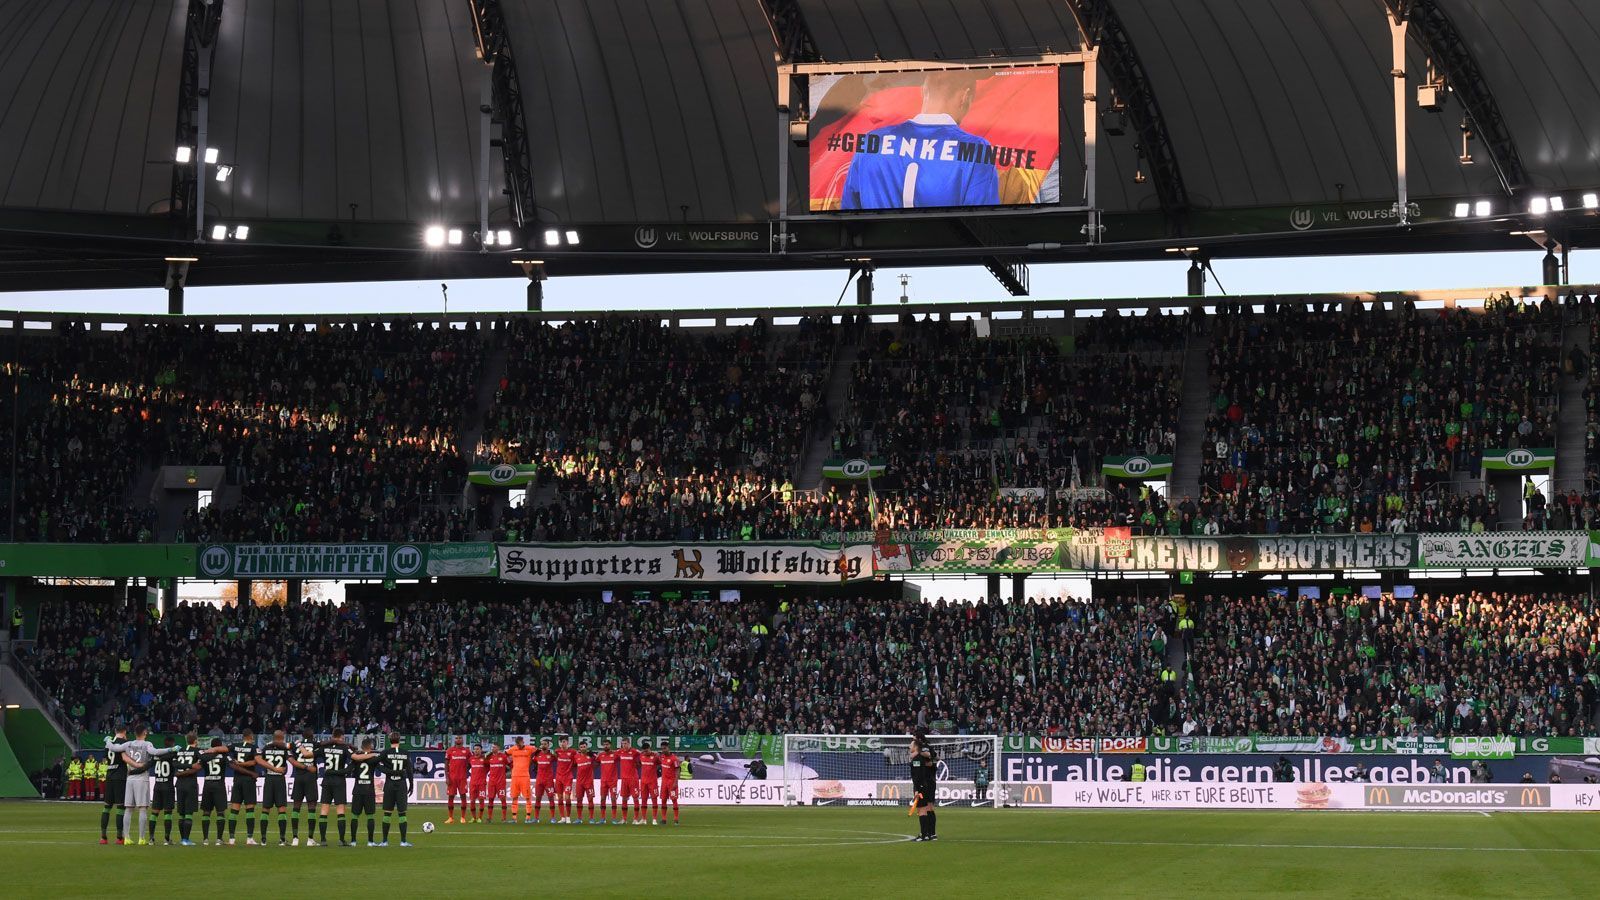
839, 72, 1001, 210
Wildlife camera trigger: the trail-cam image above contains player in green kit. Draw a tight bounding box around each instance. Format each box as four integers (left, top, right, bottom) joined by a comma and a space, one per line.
257, 730, 292, 845
190, 738, 231, 845
379, 734, 414, 847
350, 739, 381, 846
149, 738, 178, 845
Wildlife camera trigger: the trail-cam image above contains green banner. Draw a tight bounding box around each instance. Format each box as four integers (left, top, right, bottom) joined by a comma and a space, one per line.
197, 543, 428, 579
1450, 736, 1516, 760
426, 542, 497, 577
1101, 454, 1173, 479
821, 457, 886, 480
859, 530, 1418, 574
1481, 447, 1555, 471
468, 463, 539, 487
0, 543, 197, 577
1420, 531, 1587, 568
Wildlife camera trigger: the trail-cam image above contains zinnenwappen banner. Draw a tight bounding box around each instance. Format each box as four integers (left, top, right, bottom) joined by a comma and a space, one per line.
1418, 531, 1586, 568
497, 543, 873, 585
197, 544, 428, 579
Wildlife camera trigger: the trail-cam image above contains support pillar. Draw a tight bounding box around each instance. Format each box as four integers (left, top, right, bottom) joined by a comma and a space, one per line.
1389, 12, 1410, 224
1543, 243, 1561, 286
517, 260, 545, 311
855, 265, 874, 306
985, 573, 1001, 602
1010, 574, 1028, 603
165, 260, 189, 314
1187, 258, 1205, 297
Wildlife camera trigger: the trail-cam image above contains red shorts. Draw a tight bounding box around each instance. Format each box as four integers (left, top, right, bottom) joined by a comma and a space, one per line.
574, 779, 594, 797
640, 780, 658, 798
601, 780, 618, 797
554, 777, 572, 793
447, 775, 468, 793
660, 780, 678, 798
619, 779, 638, 798
536, 779, 554, 796
487, 780, 507, 797
469, 780, 487, 798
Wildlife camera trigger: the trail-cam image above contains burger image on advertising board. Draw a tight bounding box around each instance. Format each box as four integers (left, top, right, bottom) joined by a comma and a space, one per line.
812, 780, 846, 799
1296, 783, 1333, 809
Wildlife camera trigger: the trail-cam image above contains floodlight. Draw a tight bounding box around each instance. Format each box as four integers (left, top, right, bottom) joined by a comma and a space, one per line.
215, 165, 232, 182
1583, 193, 1599, 209
204, 147, 220, 164
1530, 197, 1549, 215
175, 145, 193, 163
424, 226, 446, 247
544, 229, 562, 246
497, 229, 513, 246
1549, 196, 1565, 212
233, 225, 249, 240
211, 224, 227, 241
447, 228, 464, 246
1474, 200, 1491, 217
564, 230, 580, 245
1453, 202, 1470, 218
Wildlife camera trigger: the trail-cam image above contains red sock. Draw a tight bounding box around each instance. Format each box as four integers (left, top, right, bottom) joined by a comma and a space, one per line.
447, 797, 455, 818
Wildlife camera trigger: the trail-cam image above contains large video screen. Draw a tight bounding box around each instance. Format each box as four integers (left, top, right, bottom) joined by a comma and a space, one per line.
808, 66, 1059, 212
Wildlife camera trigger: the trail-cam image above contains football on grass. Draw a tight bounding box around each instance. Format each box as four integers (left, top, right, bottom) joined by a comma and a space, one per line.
422, 821, 436, 833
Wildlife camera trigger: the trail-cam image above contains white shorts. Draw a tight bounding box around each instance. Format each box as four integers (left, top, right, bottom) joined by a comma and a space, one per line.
124, 777, 151, 808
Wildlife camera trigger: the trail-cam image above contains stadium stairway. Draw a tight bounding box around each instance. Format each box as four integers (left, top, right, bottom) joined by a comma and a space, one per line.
794, 326, 862, 491
1166, 318, 1212, 501
459, 338, 513, 537
0, 657, 76, 759
1554, 317, 1590, 495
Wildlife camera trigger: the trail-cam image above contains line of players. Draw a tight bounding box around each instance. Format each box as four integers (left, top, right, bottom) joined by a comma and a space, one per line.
444, 735, 682, 825
98, 723, 415, 848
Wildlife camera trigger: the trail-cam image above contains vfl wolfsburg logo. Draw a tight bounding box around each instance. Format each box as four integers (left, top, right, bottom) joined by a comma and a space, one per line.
1502, 448, 1535, 468
634, 226, 659, 249
840, 458, 871, 478
490, 463, 517, 484
1289, 208, 1314, 231
199, 545, 231, 577
1122, 456, 1153, 476
391, 545, 423, 577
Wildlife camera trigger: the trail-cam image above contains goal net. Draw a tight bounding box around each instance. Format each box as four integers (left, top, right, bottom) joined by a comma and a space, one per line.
782, 734, 1000, 808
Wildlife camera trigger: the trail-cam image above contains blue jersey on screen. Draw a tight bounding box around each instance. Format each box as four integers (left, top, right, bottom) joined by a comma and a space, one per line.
840, 115, 1001, 210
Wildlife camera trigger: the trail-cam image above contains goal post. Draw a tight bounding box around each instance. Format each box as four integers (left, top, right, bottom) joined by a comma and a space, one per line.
782, 734, 1001, 808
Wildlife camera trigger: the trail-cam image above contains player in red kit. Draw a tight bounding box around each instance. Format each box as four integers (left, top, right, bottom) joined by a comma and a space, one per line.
597, 739, 620, 824
553, 736, 576, 824
533, 738, 557, 824
637, 740, 661, 825
616, 738, 640, 825
467, 746, 489, 822
573, 740, 596, 823
444, 737, 471, 824
486, 744, 510, 822
658, 747, 681, 824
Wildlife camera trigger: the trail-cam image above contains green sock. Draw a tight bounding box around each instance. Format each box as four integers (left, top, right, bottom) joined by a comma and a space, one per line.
227, 811, 237, 837
398, 813, 408, 841
318, 813, 328, 843
382, 811, 392, 842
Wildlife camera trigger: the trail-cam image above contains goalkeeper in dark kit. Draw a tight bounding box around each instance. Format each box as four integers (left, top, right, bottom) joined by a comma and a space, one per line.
908, 734, 938, 841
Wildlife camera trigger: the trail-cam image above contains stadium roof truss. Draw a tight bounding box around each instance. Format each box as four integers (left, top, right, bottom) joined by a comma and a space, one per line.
0, 0, 1597, 293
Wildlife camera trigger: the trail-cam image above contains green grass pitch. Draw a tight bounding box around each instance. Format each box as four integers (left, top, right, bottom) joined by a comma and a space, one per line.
2, 802, 1596, 897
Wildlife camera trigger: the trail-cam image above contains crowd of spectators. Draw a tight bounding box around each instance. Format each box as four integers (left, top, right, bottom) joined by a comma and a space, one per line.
7, 321, 483, 543
1184, 591, 1600, 737
1199, 299, 1561, 534
25, 588, 1600, 737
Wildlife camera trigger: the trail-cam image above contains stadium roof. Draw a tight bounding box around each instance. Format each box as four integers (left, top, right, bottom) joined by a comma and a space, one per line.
1, 0, 1598, 292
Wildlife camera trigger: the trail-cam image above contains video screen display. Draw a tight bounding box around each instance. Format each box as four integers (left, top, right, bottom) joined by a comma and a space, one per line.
808, 66, 1059, 212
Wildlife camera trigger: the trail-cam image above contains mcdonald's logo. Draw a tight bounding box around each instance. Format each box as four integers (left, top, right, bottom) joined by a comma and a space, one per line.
1021, 784, 1048, 805
875, 783, 903, 801
415, 780, 444, 802
1520, 787, 1546, 807
1367, 787, 1390, 805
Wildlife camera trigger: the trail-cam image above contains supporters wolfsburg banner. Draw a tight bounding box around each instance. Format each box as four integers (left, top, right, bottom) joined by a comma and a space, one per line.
467, 463, 539, 486
1101, 454, 1173, 479
1480, 447, 1555, 471
497, 543, 873, 585
197, 543, 428, 578
1417, 531, 1586, 568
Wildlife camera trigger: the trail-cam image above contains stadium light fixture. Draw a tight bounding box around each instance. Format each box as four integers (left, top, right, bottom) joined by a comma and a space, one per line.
210, 224, 227, 241
1549, 196, 1565, 212
564, 229, 580, 245
447, 228, 464, 246
1530, 197, 1549, 215
233, 225, 249, 240
163, 256, 199, 263
175, 145, 193, 163
214, 165, 232, 182
424, 226, 446, 248
497, 229, 513, 247
204, 147, 220, 164
544, 229, 562, 246
1453, 202, 1470, 218
1474, 200, 1491, 217
1584, 193, 1599, 209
